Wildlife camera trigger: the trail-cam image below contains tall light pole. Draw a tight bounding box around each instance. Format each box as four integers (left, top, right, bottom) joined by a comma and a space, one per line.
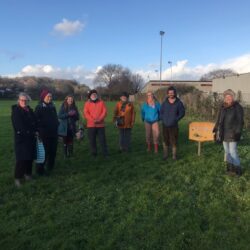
159, 31, 165, 85
168, 61, 172, 81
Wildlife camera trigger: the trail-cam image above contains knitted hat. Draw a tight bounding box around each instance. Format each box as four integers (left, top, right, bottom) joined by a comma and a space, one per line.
88, 89, 98, 99
40, 89, 50, 101
120, 92, 129, 98
223, 89, 235, 98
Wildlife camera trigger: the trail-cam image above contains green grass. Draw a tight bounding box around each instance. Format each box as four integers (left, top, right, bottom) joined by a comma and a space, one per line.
0, 100, 250, 250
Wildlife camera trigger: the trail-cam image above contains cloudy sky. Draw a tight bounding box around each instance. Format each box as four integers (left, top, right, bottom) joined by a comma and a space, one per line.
0, 0, 250, 86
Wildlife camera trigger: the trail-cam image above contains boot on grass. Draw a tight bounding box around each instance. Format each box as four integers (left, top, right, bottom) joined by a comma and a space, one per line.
68, 144, 73, 157
172, 146, 177, 160
235, 166, 242, 176
163, 143, 168, 160
24, 175, 32, 181
15, 179, 22, 188
147, 143, 151, 152
154, 144, 159, 154
63, 144, 68, 158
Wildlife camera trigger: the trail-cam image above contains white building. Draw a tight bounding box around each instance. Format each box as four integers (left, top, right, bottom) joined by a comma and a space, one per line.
212, 72, 250, 105
141, 80, 212, 93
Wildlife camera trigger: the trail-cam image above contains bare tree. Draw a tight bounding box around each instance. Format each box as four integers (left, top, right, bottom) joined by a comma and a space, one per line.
130, 73, 144, 93
93, 64, 144, 97
200, 69, 237, 81
93, 64, 124, 87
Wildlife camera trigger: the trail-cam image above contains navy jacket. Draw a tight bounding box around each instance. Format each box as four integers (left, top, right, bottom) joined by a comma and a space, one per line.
160, 98, 185, 127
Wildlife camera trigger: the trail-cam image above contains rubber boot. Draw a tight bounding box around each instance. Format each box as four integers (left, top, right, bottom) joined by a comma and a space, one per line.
154, 144, 159, 154
147, 143, 151, 152
172, 146, 177, 160
163, 143, 168, 160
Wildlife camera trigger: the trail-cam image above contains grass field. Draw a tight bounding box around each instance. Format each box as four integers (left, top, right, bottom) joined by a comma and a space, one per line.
0, 100, 250, 250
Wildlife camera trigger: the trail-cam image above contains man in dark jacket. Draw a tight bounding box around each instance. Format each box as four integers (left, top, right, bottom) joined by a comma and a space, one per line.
35, 90, 59, 174
213, 89, 244, 176
160, 86, 185, 160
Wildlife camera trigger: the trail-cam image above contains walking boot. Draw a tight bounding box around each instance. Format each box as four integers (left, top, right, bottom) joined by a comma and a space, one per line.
15, 179, 22, 188
163, 143, 168, 160
227, 164, 239, 176
63, 144, 68, 158
226, 162, 235, 176
24, 175, 32, 181
226, 162, 233, 172
235, 166, 242, 176
147, 143, 151, 152
172, 146, 177, 160
68, 144, 73, 157
154, 144, 159, 154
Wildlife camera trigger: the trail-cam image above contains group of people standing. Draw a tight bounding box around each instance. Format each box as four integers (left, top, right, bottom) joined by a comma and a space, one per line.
11, 86, 244, 187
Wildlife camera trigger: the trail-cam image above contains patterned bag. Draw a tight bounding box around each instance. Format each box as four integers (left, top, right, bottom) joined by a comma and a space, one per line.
75, 126, 84, 141
36, 138, 45, 163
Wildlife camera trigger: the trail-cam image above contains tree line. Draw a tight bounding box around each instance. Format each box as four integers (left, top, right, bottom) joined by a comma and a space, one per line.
0, 76, 90, 100
0, 64, 145, 100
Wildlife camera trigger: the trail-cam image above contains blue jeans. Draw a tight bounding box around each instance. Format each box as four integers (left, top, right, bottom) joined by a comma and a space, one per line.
223, 141, 240, 167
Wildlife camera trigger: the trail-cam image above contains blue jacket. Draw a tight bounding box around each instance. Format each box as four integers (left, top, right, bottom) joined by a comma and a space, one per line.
141, 102, 161, 123
160, 98, 185, 127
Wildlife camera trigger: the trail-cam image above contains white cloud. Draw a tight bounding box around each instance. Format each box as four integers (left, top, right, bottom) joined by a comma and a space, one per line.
137, 53, 250, 81
53, 18, 85, 36
9, 64, 95, 86
5, 53, 250, 88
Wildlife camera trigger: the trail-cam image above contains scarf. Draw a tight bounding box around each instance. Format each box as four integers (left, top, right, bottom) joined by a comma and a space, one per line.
120, 101, 128, 112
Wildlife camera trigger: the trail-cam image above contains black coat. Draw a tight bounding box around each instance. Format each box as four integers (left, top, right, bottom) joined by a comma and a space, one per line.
11, 105, 37, 161
35, 102, 59, 138
214, 102, 244, 142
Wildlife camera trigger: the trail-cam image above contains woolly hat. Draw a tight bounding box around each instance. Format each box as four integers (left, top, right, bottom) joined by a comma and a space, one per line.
88, 89, 98, 99
120, 92, 129, 98
40, 89, 50, 101
223, 89, 235, 98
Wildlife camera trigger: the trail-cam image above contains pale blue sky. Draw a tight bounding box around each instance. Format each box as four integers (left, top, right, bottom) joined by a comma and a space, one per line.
0, 0, 250, 84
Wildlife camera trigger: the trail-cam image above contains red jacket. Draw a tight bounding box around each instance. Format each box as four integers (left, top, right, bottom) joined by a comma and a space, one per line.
83, 99, 107, 128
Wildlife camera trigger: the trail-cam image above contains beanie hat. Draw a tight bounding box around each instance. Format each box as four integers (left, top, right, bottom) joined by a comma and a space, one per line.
40, 89, 50, 101
88, 89, 98, 99
120, 92, 129, 98
223, 89, 235, 98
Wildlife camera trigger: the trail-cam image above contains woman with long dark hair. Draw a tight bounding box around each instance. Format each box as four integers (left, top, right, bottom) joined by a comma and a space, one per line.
58, 95, 79, 157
